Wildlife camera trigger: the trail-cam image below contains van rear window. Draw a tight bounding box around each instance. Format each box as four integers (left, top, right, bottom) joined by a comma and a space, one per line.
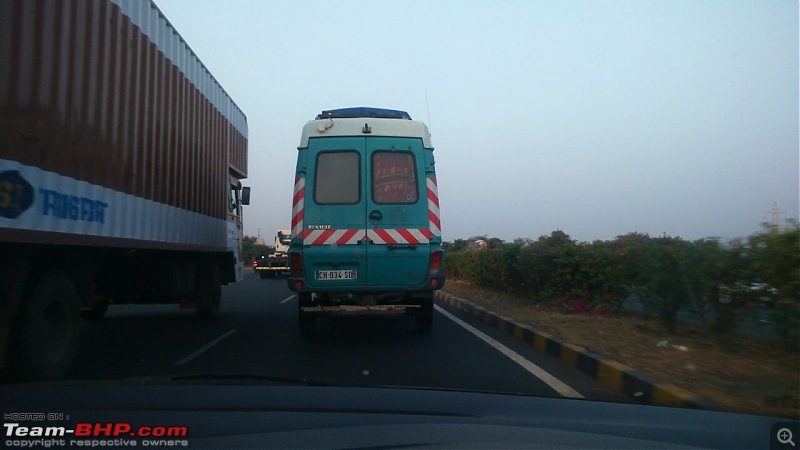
314, 151, 360, 204
372, 152, 418, 204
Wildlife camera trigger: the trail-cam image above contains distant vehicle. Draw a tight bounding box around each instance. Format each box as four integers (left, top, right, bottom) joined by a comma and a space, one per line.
468, 239, 489, 250
287, 107, 445, 334
254, 229, 291, 278
0, 0, 249, 380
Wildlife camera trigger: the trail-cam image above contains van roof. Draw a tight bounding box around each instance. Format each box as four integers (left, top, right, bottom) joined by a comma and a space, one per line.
299, 109, 433, 149
316, 107, 412, 120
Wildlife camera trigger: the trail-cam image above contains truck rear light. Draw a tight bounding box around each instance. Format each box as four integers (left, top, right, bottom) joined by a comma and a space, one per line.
290, 252, 304, 277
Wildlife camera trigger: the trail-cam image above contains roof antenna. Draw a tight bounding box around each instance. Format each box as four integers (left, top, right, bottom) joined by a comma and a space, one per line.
425, 88, 432, 133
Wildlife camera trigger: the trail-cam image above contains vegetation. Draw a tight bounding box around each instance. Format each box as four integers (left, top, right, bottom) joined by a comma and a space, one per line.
444, 222, 799, 348
242, 236, 271, 266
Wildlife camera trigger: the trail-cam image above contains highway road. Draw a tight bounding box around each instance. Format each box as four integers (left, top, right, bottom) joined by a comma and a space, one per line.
66, 270, 631, 404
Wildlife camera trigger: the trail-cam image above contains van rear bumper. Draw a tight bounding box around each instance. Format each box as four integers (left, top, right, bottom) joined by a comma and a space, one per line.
286, 276, 445, 294
299, 304, 420, 314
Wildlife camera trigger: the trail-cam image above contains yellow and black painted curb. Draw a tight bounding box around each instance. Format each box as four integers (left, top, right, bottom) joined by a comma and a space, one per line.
434, 290, 721, 411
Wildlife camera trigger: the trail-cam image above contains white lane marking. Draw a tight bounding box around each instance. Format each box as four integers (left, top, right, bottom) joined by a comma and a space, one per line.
434, 304, 584, 399
280, 295, 295, 304
175, 329, 238, 366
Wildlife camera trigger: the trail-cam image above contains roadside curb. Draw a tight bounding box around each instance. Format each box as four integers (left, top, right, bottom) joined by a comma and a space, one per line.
434, 290, 722, 411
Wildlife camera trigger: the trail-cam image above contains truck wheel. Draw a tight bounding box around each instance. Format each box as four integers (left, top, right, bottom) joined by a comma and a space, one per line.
16, 270, 81, 380
415, 297, 434, 333
196, 264, 221, 319
258, 272, 268, 279
298, 293, 316, 335
80, 296, 109, 321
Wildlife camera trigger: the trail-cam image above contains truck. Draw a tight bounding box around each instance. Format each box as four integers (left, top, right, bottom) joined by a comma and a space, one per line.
0, 0, 249, 380
255, 229, 291, 278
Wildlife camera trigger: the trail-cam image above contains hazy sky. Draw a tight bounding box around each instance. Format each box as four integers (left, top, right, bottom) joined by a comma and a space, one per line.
155, 0, 798, 243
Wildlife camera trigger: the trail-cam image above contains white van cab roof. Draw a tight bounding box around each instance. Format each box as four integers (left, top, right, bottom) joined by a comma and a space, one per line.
298, 109, 433, 149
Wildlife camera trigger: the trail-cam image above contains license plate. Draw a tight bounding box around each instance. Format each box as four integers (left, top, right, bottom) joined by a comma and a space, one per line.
315, 270, 357, 280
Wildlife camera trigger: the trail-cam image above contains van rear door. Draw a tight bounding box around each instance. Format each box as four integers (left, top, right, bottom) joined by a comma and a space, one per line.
301, 137, 367, 289
365, 137, 430, 287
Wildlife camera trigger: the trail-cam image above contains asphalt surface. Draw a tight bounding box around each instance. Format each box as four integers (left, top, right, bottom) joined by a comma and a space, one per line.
63, 270, 631, 404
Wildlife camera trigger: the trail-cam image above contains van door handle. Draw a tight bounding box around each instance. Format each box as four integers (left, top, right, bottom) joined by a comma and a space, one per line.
368, 210, 383, 221
387, 244, 417, 250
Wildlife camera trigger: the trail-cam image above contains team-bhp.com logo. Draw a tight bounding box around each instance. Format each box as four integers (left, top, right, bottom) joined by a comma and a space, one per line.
4, 419, 189, 448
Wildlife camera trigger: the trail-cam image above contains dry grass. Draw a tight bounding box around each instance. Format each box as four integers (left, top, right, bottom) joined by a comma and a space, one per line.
443, 279, 800, 418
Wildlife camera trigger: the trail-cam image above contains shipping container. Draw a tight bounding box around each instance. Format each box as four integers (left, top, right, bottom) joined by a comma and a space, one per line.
0, 0, 250, 380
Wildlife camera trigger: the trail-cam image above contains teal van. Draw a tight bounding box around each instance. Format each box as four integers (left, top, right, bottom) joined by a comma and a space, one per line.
287, 107, 445, 334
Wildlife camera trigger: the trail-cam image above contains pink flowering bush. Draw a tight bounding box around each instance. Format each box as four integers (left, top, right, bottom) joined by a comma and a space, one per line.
443, 225, 798, 347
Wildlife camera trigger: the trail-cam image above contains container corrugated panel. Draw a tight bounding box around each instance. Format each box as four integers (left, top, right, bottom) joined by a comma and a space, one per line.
0, 0, 248, 249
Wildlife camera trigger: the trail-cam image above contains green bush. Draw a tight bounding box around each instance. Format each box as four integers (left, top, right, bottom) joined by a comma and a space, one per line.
750, 222, 800, 348
242, 236, 271, 266
442, 224, 799, 347
470, 244, 523, 293
444, 250, 475, 281
619, 236, 722, 333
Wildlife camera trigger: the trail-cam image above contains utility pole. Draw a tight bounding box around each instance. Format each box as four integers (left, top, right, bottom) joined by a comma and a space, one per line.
764, 202, 785, 230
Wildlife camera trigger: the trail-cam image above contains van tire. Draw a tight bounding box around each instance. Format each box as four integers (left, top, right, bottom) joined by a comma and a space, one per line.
415, 297, 433, 333
16, 270, 82, 380
298, 293, 316, 334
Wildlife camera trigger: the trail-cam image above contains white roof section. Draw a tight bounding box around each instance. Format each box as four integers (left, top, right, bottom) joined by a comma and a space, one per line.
298, 118, 433, 149
114, 0, 248, 137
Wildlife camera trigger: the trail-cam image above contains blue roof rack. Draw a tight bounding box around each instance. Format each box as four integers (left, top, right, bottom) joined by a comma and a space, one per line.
316, 107, 412, 120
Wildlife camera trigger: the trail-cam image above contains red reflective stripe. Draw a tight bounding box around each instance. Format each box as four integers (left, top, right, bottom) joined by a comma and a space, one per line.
292, 178, 305, 236
419, 228, 434, 239
301, 229, 369, 245
374, 229, 397, 244
396, 228, 418, 244
291, 209, 303, 229
427, 177, 439, 205
336, 228, 360, 245
427, 176, 441, 237
311, 229, 335, 245
428, 210, 441, 231
307, 232, 323, 244
427, 187, 439, 209
293, 185, 304, 207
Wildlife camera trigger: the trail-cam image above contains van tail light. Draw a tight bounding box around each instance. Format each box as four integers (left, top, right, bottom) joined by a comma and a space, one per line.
429, 250, 443, 272
290, 252, 304, 277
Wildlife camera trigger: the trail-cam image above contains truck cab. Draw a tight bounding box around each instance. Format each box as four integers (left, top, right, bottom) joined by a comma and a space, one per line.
287, 107, 445, 333
255, 229, 291, 278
